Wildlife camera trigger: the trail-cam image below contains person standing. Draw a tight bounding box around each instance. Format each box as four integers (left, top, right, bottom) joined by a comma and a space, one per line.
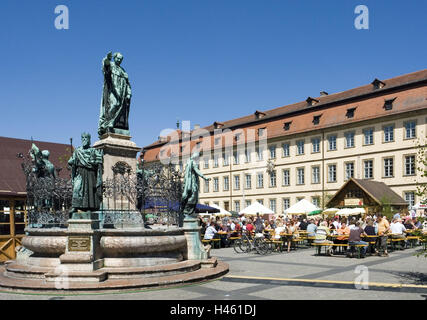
376, 213, 390, 257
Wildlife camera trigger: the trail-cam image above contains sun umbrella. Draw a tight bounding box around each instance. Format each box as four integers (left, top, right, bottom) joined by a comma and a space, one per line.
308, 209, 323, 216
323, 208, 340, 214
284, 199, 320, 215
210, 204, 232, 217
239, 201, 274, 216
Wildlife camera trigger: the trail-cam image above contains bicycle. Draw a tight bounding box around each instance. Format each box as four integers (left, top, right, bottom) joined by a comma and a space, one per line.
233, 232, 271, 255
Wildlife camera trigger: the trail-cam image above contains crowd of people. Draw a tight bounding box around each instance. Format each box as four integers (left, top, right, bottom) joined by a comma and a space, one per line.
199, 209, 427, 257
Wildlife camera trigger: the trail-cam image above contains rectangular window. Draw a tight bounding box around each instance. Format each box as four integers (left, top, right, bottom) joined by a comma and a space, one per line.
258, 128, 266, 137
257, 172, 264, 188
364, 128, 374, 145
282, 143, 290, 157
245, 174, 252, 189
283, 198, 290, 210
284, 122, 291, 131
234, 201, 240, 213
213, 177, 219, 192
269, 145, 276, 159
346, 108, 356, 118
269, 170, 277, 187
223, 153, 229, 166
384, 158, 394, 178
345, 162, 354, 180
282, 169, 290, 186
404, 121, 416, 139
384, 125, 394, 142
245, 200, 251, 208
312, 166, 320, 184
234, 175, 240, 190
245, 149, 251, 163
345, 132, 355, 148
312, 138, 320, 153
215, 137, 220, 145
256, 147, 263, 161
204, 179, 209, 193
312, 197, 320, 208
404, 192, 415, 208
328, 164, 337, 182
297, 140, 305, 155
328, 135, 337, 151
313, 115, 321, 125
297, 168, 305, 185
364, 160, 373, 179
203, 157, 209, 169
405, 155, 416, 175
269, 199, 276, 213
213, 154, 219, 167
233, 151, 239, 165
223, 176, 229, 191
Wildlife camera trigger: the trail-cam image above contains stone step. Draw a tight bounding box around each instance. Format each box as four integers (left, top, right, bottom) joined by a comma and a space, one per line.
103, 260, 201, 279
0, 260, 229, 291
5, 264, 51, 280
45, 270, 107, 283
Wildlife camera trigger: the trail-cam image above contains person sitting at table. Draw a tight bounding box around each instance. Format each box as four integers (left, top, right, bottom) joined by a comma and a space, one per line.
204, 221, 218, 240
333, 221, 350, 254
269, 219, 277, 229
412, 217, 422, 230
363, 219, 378, 254
347, 221, 368, 258
284, 221, 298, 252
390, 218, 407, 249
246, 219, 254, 235
274, 221, 286, 240
307, 219, 317, 237
299, 217, 308, 231
254, 213, 265, 234
403, 217, 414, 230
314, 221, 334, 253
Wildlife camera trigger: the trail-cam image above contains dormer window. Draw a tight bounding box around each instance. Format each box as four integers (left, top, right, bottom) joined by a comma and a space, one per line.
254, 110, 266, 119
313, 115, 321, 125
235, 133, 242, 142
213, 121, 224, 129
372, 78, 386, 89
384, 98, 396, 111
283, 121, 292, 131
214, 137, 221, 145
346, 107, 356, 118
306, 97, 319, 106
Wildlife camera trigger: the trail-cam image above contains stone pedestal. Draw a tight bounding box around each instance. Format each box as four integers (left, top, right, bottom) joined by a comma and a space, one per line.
182, 217, 210, 261
93, 133, 141, 210
57, 217, 103, 273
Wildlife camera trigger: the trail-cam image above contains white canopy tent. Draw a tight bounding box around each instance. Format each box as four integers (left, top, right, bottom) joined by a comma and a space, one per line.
210, 204, 232, 217
284, 199, 320, 215
335, 207, 366, 217
239, 201, 274, 216
413, 200, 427, 210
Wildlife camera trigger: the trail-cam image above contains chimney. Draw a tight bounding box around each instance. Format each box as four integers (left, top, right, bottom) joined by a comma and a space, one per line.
320, 91, 328, 96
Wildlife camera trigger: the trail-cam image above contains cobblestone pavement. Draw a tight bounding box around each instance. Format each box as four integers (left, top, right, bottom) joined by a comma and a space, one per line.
0, 245, 426, 300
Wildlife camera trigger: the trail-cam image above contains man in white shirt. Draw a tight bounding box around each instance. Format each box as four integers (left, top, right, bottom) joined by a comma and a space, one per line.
390, 218, 407, 239
230, 220, 236, 231
204, 222, 218, 240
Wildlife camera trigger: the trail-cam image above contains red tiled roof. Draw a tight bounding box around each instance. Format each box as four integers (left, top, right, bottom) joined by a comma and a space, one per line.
143, 69, 427, 161
0, 137, 72, 196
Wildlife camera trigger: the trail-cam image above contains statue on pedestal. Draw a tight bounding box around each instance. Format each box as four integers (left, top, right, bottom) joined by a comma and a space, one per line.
98, 51, 132, 139
68, 133, 103, 217
30, 143, 56, 179
181, 152, 210, 218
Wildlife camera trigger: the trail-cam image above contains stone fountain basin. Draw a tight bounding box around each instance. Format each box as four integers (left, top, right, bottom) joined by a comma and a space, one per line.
22, 226, 187, 259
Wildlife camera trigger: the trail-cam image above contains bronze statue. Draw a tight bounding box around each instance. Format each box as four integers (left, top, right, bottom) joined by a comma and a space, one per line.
181, 152, 210, 218
30, 143, 56, 179
98, 51, 132, 138
68, 133, 103, 215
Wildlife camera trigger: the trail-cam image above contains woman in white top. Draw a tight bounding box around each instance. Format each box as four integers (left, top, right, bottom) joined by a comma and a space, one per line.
274, 222, 286, 240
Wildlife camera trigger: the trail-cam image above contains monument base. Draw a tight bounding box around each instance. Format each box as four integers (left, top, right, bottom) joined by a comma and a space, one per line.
182, 216, 210, 261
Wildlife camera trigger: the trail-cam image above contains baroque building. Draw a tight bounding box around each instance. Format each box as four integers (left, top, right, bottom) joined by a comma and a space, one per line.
142, 69, 427, 214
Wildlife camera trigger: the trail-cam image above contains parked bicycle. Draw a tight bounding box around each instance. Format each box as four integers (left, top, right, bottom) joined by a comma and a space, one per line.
234, 232, 272, 255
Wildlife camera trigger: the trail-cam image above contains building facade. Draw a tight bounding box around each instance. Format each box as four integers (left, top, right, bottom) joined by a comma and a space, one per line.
142, 69, 427, 214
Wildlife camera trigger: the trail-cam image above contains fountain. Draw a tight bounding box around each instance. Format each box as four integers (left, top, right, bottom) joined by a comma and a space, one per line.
0, 52, 228, 291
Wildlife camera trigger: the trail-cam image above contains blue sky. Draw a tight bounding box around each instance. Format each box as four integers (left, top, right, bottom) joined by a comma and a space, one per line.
0, 0, 426, 151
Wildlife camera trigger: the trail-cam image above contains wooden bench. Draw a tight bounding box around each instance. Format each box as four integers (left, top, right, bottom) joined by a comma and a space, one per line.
388, 237, 407, 251
406, 236, 420, 248
312, 242, 367, 258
